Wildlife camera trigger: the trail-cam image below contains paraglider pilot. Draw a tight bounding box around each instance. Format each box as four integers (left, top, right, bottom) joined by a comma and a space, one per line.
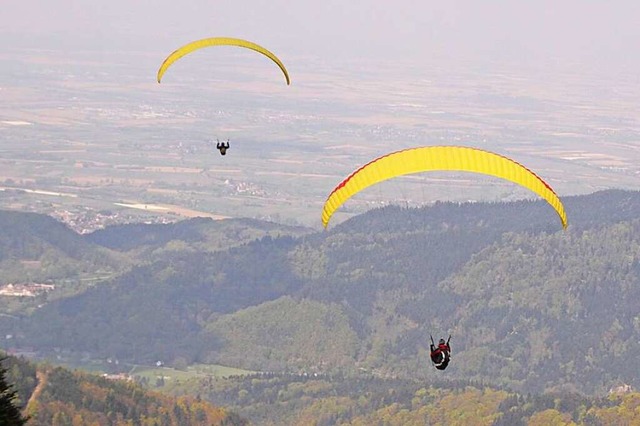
217, 139, 230, 156
430, 335, 451, 370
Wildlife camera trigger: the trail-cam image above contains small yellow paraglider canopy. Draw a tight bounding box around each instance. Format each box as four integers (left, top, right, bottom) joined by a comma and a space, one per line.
157, 37, 290, 85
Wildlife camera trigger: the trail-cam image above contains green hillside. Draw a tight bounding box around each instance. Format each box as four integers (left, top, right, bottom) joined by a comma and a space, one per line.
85, 217, 312, 257
1, 190, 640, 397
1, 353, 247, 425
207, 296, 360, 372
0, 210, 125, 281
164, 373, 640, 425
0, 210, 127, 314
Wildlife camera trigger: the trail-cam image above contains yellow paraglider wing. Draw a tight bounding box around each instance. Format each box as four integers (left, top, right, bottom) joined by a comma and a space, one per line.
321, 146, 567, 229
157, 37, 291, 85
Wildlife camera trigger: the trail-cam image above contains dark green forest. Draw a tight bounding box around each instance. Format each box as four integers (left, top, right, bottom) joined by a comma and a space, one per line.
1, 189, 639, 403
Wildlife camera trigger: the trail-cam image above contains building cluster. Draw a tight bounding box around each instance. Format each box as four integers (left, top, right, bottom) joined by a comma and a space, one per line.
0, 283, 55, 297
50, 207, 174, 234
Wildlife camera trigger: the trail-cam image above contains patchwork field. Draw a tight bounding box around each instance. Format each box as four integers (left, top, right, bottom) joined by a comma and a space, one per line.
1, 48, 639, 229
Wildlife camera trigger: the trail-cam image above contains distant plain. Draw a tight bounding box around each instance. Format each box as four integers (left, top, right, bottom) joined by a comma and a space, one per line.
1, 47, 639, 227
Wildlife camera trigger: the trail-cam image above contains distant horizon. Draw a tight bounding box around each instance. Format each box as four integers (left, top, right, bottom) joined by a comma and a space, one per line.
4, 1, 640, 71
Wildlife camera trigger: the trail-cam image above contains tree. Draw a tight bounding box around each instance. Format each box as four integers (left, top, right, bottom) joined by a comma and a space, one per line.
0, 357, 28, 426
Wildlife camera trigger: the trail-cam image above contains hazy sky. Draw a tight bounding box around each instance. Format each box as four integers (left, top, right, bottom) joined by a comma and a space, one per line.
3, 0, 640, 70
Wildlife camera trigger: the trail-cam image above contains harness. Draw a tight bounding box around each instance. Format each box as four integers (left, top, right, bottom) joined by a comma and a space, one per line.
430, 335, 451, 369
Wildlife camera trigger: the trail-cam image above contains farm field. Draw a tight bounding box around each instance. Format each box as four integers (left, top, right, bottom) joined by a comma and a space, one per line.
1, 48, 639, 229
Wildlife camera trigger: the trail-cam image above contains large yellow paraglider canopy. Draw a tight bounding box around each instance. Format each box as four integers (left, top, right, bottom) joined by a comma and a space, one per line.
322, 146, 567, 229
157, 37, 291, 85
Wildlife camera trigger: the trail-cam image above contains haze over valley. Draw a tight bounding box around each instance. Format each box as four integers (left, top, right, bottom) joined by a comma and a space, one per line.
2, 1, 640, 425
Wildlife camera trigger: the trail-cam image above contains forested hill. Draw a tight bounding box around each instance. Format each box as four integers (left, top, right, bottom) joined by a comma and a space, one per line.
4, 353, 640, 425
0, 210, 124, 284
1, 353, 247, 425
85, 217, 311, 253
332, 188, 640, 235
0, 211, 92, 261
188, 373, 640, 425
1, 189, 640, 396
